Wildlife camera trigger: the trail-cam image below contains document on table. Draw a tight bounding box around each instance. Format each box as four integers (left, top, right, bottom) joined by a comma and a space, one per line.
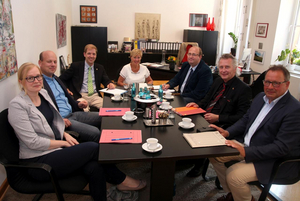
141, 62, 164, 68
152, 85, 175, 93
99, 129, 142, 143
183, 131, 226, 148
99, 88, 127, 95
174, 107, 206, 116
99, 108, 130, 116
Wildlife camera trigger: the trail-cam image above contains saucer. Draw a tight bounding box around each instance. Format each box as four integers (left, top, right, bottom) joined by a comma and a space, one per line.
159, 105, 172, 110
111, 97, 123, 101
142, 143, 163, 153
122, 115, 137, 122
178, 122, 195, 129
163, 95, 174, 100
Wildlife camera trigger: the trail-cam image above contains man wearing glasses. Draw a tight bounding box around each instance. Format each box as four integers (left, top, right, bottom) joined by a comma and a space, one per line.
209, 65, 300, 201
162, 46, 213, 103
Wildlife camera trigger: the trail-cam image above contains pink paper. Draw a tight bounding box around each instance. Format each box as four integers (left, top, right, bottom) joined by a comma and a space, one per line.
99, 108, 130, 116
99, 129, 142, 143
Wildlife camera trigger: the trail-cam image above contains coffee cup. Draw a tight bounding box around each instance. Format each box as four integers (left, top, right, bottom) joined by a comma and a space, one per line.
114, 93, 121, 100
165, 92, 172, 98
146, 138, 159, 150
161, 101, 170, 109
125, 111, 134, 120
182, 118, 192, 127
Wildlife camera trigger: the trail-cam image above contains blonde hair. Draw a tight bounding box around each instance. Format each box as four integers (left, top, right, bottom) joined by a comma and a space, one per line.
84, 44, 98, 53
130, 49, 143, 58
18, 62, 42, 92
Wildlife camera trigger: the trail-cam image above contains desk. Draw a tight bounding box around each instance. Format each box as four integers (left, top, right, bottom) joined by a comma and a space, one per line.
98, 95, 239, 201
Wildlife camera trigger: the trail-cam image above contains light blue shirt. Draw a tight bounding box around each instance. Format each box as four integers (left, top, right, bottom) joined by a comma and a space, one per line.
180, 64, 198, 93
80, 61, 96, 93
43, 75, 72, 118
243, 90, 288, 146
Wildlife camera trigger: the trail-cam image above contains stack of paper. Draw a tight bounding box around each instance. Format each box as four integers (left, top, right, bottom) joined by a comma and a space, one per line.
99, 88, 127, 95
100, 129, 142, 143
183, 131, 226, 148
174, 107, 206, 116
99, 108, 130, 116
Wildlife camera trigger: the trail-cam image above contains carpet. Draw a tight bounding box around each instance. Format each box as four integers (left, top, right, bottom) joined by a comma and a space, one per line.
2, 161, 261, 201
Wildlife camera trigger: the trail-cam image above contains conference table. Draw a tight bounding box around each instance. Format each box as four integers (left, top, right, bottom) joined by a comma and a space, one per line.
98, 94, 239, 201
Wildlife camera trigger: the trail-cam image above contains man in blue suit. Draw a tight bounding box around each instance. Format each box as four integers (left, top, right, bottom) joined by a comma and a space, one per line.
210, 65, 300, 201
162, 46, 213, 103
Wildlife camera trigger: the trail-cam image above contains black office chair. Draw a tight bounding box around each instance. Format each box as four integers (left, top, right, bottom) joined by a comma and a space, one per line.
250, 71, 266, 99
213, 158, 300, 201
0, 109, 89, 201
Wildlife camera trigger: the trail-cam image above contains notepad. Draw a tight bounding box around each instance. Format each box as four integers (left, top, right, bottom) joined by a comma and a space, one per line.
183, 131, 226, 148
100, 129, 142, 143
99, 108, 130, 116
99, 88, 127, 95
174, 107, 206, 116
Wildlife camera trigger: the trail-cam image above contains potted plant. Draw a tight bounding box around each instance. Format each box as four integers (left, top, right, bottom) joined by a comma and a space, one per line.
228, 32, 238, 56
167, 56, 177, 70
275, 48, 300, 71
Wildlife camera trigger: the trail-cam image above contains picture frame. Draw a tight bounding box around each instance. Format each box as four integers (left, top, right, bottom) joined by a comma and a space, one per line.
189, 13, 208, 27
108, 41, 118, 53
255, 23, 269, 38
253, 50, 265, 64
80, 5, 97, 23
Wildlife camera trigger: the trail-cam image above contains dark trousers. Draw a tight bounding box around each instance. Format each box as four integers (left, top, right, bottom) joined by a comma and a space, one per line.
23, 142, 126, 201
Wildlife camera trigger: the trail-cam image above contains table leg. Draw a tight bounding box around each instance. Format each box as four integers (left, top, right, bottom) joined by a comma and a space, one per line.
150, 160, 176, 201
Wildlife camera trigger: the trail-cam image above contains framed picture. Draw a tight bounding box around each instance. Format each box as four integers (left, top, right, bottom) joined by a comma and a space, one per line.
255, 23, 269, 38
80, 5, 97, 23
189, 13, 208, 27
253, 50, 265, 64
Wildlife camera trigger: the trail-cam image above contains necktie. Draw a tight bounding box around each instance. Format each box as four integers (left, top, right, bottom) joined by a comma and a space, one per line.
183, 69, 194, 92
206, 83, 225, 113
88, 66, 94, 96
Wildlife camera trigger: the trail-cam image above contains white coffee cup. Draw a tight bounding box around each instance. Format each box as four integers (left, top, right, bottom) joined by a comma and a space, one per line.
165, 92, 172, 98
125, 111, 134, 120
114, 93, 121, 100
146, 138, 159, 150
182, 118, 192, 127
161, 101, 170, 109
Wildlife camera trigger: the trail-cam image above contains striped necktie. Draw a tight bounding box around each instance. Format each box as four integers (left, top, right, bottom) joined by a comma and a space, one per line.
88, 66, 94, 96
206, 83, 225, 113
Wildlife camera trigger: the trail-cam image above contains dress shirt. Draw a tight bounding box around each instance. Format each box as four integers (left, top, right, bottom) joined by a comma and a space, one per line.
244, 90, 288, 146
43, 75, 72, 118
80, 61, 96, 93
180, 64, 198, 93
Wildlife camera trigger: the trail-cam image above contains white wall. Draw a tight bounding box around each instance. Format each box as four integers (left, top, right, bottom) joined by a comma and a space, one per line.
0, 0, 72, 187
71, 0, 221, 50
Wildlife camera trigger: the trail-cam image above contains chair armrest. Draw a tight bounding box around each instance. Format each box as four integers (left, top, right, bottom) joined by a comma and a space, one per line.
4, 161, 52, 173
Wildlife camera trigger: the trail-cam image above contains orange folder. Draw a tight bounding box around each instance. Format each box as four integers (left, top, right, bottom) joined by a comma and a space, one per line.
99, 108, 130, 116
99, 129, 142, 143
174, 107, 206, 116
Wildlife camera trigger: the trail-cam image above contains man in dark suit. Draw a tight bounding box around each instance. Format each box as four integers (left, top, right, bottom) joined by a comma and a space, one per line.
39, 50, 102, 143
59, 44, 115, 109
210, 65, 300, 201
162, 46, 213, 103
185, 53, 252, 177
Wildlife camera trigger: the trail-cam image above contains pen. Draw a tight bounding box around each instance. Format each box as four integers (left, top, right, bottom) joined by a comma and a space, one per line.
111, 138, 132, 141
106, 110, 122, 112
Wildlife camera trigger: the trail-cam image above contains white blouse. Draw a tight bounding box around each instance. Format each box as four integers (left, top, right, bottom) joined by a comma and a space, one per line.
119, 63, 150, 84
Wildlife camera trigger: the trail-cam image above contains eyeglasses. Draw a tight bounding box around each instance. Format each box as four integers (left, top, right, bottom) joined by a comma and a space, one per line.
187, 53, 199, 57
262, 80, 287, 87
25, 75, 43, 83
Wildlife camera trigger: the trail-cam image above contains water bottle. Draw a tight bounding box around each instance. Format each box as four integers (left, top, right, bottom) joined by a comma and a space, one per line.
158, 85, 163, 101
131, 83, 136, 98
138, 87, 143, 98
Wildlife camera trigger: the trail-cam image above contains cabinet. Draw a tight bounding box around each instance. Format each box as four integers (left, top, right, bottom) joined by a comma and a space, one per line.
183, 30, 218, 66
71, 26, 108, 68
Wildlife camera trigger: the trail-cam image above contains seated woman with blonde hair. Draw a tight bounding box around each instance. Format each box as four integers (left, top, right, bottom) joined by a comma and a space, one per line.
117, 49, 153, 86
8, 62, 146, 201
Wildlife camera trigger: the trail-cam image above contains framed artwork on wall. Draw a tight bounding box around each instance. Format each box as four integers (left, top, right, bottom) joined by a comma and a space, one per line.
189, 13, 208, 27
255, 23, 269, 38
80, 5, 97, 23
253, 50, 265, 64
56, 14, 67, 48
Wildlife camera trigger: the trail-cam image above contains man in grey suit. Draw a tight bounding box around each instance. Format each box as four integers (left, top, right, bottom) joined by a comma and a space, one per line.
210, 65, 300, 201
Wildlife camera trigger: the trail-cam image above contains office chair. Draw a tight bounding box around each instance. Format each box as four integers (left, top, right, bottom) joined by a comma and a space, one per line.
0, 109, 89, 201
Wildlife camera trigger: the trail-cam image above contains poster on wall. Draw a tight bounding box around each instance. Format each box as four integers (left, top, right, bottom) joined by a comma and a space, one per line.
56, 14, 67, 48
135, 13, 161, 40
0, 0, 18, 82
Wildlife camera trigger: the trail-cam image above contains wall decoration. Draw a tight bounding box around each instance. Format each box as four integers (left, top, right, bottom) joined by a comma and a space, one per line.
189, 13, 208, 27
255, 23, 269, 38
56, 14, 67, 48
253, 50, 265, 64
80, 5, 97, 23
135, 13, 161, 40
0, 0, 18, 82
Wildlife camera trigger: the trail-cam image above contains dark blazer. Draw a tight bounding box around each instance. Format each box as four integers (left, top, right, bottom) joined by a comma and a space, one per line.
198, 76, 251, 127
227, 91, 300, 184
43, 76, 82, 112
167, 60, 212, 102
59, 61, 112, 100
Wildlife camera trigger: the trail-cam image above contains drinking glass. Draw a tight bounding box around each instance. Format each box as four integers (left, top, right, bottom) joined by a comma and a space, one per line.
123, 83, 129, 101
